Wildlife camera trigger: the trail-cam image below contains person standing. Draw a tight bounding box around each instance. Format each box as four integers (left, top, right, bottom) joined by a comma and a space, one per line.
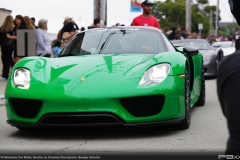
0, 15, 14, 79
216, 0, 240, 154
30, 17, 38, 29
92, 18, 101, 28
6, 15, 27, 64
24, 16, 34, 29
57, 16, 79, 40
35, 19, 51, 57
234, 29, 239, 51
168, 27, 177, 41
131, 0, 160, 29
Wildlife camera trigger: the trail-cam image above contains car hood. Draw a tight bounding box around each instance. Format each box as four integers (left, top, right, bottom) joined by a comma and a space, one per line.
222, 47, 235, 56
11, 53, 187, 98
14, 53, 186, 84
199, 49, 216, 57
199, 50, 215, 55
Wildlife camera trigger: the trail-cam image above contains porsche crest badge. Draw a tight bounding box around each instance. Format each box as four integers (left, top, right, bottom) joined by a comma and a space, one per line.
80, 78, 86, 82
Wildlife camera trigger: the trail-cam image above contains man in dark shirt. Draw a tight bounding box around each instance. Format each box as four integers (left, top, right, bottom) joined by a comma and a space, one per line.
234, 29, 239, 51
217, 0, 240, 154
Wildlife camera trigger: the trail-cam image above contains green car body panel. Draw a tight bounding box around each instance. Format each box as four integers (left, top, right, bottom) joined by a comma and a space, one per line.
4, 27, 203, 127
5, 53, 202, 124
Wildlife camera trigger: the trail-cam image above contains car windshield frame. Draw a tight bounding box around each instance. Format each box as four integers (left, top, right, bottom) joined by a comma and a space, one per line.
172, 40, 211, 50
58, 28, 168, 57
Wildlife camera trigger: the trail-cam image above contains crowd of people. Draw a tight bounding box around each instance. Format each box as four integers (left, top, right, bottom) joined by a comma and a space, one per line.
163, 26, 236, 46
0, 15, 38, 79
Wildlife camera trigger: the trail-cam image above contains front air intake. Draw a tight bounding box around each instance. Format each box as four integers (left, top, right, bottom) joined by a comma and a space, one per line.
120, 95, 165, 117
10, 98, 43, 118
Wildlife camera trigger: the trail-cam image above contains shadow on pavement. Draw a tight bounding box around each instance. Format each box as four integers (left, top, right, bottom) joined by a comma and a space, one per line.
8, 122, 189, 140
8, 103, 201, 141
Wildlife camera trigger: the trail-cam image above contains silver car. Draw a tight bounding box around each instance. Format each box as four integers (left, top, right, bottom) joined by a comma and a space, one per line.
172, 39, 224, 77
212, 41, 235, 57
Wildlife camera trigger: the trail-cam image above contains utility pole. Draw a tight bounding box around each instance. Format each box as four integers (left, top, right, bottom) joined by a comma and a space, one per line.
186, 0, 191, 33
215, 0, 219, 36
210, 10, 213, 35
100, 0, 106, 21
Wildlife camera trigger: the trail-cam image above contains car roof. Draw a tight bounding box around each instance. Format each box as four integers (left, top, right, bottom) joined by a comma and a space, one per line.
82, 26, 163, 34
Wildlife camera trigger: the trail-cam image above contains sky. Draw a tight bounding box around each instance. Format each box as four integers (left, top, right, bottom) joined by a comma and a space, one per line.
0, 0, 234, 34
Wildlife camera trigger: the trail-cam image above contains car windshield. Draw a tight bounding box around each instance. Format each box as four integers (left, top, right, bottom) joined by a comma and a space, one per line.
58, 28, 166, 57
213, 43, 234, 48
172, 40, 210, 50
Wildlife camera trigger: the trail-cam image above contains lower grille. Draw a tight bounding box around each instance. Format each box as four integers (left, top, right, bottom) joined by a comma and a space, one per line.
39, 113, 121, 125
120, 95, 165, 117
11, 98, 43, 118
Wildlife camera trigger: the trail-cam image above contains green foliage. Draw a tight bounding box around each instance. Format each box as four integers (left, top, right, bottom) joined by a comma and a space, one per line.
151, 0, 186, 28
151, 0, 220, 36
219, 23, 240, 35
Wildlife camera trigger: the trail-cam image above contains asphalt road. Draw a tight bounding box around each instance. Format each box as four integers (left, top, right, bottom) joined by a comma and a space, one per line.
0, 78, 229, 156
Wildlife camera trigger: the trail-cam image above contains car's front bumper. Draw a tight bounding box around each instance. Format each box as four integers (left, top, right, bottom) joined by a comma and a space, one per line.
204, 60, 217, 77
5, 75, 186, 126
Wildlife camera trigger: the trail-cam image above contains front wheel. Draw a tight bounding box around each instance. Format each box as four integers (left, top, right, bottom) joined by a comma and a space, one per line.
177, 66, 191, 129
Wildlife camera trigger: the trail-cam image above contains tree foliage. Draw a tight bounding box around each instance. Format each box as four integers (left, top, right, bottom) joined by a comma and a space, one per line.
220, 23, 240, 35
151, 0, 220, 36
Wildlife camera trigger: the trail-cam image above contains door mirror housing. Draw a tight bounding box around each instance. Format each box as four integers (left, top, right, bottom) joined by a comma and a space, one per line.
213, 44, 221, 48
183, 46, 199, 56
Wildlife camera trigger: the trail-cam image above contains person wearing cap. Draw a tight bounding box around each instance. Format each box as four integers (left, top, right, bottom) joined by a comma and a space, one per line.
63, 16, 79, 30
57, 16, 79, 40
131, 0, 160, 29
216, 0, 240, 155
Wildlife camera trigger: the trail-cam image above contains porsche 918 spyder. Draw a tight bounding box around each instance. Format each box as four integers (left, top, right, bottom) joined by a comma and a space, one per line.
5, 26, 205, 130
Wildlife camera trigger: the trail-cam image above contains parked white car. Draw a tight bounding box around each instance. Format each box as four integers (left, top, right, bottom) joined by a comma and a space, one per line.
211, 41, 235, 57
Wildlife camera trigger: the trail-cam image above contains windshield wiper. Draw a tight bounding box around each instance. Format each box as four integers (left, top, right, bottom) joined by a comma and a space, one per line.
99, 33, 116, 54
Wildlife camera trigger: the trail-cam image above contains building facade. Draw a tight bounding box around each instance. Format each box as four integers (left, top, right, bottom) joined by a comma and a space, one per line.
0, 8, 11, 26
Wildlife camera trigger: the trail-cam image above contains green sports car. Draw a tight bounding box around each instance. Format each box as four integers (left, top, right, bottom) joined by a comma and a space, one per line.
5, 26, 205, 130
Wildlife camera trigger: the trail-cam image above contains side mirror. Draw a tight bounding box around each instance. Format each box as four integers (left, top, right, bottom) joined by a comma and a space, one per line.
183, 46, 199, 56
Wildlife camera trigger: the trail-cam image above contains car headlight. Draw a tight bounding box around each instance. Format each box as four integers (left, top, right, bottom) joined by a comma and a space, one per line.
13, 68, 31, 89
139, 64, 170, 86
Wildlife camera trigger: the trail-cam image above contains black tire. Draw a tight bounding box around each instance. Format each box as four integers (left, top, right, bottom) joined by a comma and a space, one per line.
217, 52, 223, 63
177, 66, 191, 129
194, 63, 205, 106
